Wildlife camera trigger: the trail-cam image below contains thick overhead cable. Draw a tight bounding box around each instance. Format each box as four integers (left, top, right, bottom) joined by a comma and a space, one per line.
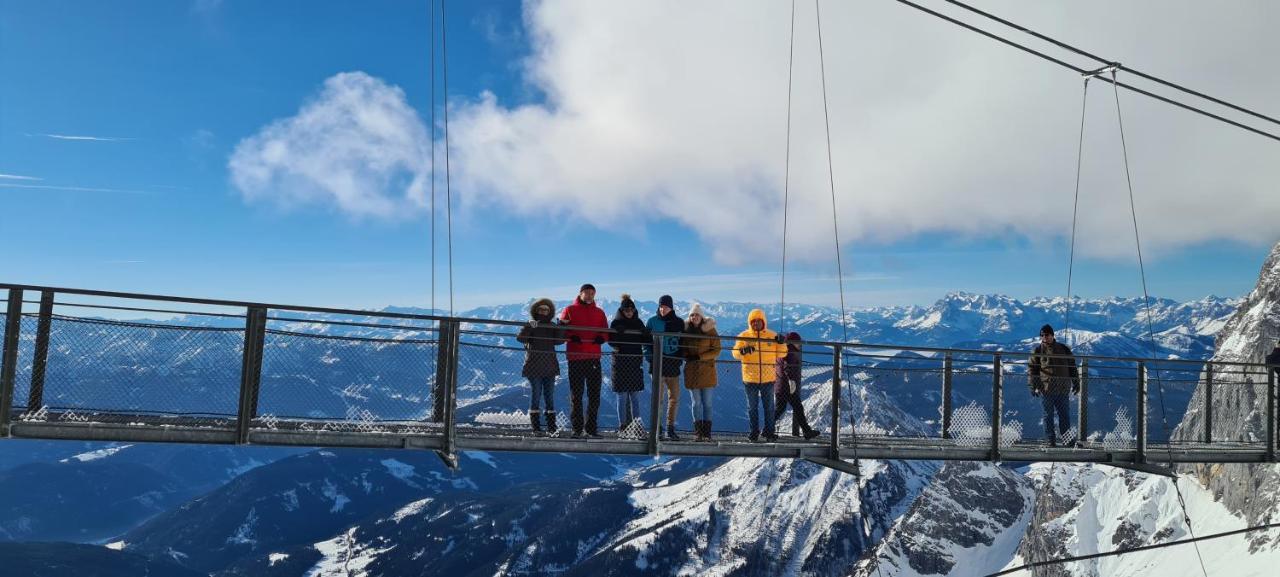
942, 0, 1280, 129
890, 0, 1280, 143
429, 0, 437, 315
779, 0, 797, 333
986, 522, 1280, 576
441, 0, 456, 316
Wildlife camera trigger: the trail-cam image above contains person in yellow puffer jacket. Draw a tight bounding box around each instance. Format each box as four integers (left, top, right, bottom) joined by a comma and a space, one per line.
732, 308, 787, 442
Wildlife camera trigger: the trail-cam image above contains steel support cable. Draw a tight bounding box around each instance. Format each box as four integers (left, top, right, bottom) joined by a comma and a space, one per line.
441, 0, 456, 316
1110, 68, 1210, 577
813, 3, 883, 577
429, 0, 437, 317
986, 522, 1280, 577
779, 0, 797, 334
889, 0, 1280, 144
941, 0, 1280, 129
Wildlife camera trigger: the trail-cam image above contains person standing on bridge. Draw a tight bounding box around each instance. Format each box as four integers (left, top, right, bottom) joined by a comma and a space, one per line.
559, 284, 609, 439
646, 295, 686, 440
775, 332, 820, 440
1267, 340, 1280, 378
733, 309, 787, 442
517, 298, 565, 436
1028, 324, 1080, 447
682, 303, 721, 442
609, 294, 649, 439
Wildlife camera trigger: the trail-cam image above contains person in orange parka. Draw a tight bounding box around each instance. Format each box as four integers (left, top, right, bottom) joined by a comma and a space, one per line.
558, 283, 609, 438
732, 308, 787, 442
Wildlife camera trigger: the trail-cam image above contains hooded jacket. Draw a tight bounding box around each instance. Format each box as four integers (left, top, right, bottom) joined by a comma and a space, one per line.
558, 296, 609, 361
732, 309, 787, 385
516, 298, 564, 378
609, 308, 649, 392
1267, 347, 1280, 375
682, 317, 722, 390
774, 333, 803, 393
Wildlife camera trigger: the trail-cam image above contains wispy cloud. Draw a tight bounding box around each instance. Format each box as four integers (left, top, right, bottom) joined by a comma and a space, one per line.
102, 260, 145, 265
0, 183, 151, 194
35, 133, 134, 142
0, 173, 41, 181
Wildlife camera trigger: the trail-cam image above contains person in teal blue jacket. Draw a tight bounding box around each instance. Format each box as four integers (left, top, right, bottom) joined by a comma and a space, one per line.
645, 295, 685, 440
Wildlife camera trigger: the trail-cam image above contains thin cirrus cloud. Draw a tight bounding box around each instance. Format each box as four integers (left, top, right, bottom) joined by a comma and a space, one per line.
229, 1, 1280, 263
38, 133, 134, 142
0, 173, 41, 181
0, 183, 150, 194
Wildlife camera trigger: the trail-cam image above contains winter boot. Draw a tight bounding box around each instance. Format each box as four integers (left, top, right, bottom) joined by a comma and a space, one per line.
803, 426, 820, 441
544, 412, 558, 436
530, 411, 543, 436
748, 429, 760, 443
666, 424, 680, 442
703, 420, 714, 442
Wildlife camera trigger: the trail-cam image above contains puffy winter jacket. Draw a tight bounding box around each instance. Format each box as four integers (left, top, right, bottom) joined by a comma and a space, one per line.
775, 343, 802, 394
732, 309, 787, 385
682, 317, 722, 390
516, 298, 564, 378
558, 297, 609, 361
609, 311, 649, 392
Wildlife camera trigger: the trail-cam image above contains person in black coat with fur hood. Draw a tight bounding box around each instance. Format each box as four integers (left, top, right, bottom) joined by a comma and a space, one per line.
775, 332, 820, 440
609, 294, 650, 438
517, 298, 565, 435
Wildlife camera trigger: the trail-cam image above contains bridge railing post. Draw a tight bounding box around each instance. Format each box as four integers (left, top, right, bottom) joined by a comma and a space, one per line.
1136, 361, 1147, 464
235, 306, 267, 444
831, 345, 842, 461
1078, 359, 1089, 446
26, 291, 53, 413
991, 353, 1002, 461
1204, 361, 1213, 444
647, 334, 663, 456
432, 320, 453, 424
1267, 362, 1276, 462
0, 289, 22, 437
441, 321, 459, 461
941, 352, 952, 439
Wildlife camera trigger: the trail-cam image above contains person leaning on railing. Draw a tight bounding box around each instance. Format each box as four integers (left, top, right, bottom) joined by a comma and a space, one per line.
558, 283, 609, 439
775, 331, 820, 440
645, 295, 686, 441
681, 303, 721, 442
733, 308, 787, 442
517, 298, 566, 436
1028, 323, 1080, 447
609, 294, 649, 439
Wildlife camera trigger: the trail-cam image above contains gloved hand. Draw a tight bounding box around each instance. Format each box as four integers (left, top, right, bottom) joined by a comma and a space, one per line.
774, 334, 786, 344
569, 335, 582, 344
789, 381, 797, 394
740, 345, 756, 356
593, 335, 606, 345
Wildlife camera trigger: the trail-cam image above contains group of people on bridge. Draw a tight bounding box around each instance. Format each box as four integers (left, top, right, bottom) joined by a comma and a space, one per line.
516, 284, 821, 443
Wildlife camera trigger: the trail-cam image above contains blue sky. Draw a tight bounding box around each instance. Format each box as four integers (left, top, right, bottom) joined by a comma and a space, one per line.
1, 0, 1275, 312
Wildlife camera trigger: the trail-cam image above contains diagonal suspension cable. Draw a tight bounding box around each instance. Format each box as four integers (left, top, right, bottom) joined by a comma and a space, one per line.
889, 0, 1280, 144
779, 0, 797, 334
429, 0, 437, 316
441, 0, 455, 316
1109, 67, 1210, 577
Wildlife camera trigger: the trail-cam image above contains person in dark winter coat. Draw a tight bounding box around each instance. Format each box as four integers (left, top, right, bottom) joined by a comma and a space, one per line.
1028, 324, 1080, 446
681, 303, 721, 441
558, 284, 610, 438
645, 295, 686, 440
774, 332, 819, 440
609, 294, 649, 438
516, 298, 565, 435
1267, 341, 1280, 379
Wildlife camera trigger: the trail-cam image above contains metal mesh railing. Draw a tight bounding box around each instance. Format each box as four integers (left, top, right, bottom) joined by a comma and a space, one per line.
19, 315, 243, 424
254, 322, 439, 434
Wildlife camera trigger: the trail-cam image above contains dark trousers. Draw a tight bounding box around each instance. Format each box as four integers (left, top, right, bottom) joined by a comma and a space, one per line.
568, 359, 602, 434
774, 382, 813, 435
1042, 393, 1071, 440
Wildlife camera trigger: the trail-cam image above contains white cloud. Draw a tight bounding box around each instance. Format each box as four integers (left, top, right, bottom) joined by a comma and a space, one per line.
446, 0, 1280, 262
0, 183, 149, 194
228, 71, 432, 219
0, 173, 40, 181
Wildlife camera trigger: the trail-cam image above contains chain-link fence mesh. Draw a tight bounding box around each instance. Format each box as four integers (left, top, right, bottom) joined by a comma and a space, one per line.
1145, 363, 1203, 445
18, 314, 242, 425
254, 319, 439, 434
1200, 364, 1273, 447
8, 315, 36, 414
1079, 362, 1140, 450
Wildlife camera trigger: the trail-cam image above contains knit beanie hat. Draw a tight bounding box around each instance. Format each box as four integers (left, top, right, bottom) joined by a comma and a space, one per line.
620, 293, 636, 311
579, 283, 596, 293
658, 294, 674, 309
787, 331, 802, 341
688, 302, 705, 317
1040, 324, 1055, 336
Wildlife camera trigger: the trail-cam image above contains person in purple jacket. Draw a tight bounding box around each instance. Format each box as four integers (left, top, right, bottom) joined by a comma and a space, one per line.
774, 332, 819, 440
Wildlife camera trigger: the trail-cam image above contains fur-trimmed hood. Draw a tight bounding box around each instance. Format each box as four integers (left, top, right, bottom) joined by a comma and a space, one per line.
687, 316, 717, 334
529, 298, 556, 322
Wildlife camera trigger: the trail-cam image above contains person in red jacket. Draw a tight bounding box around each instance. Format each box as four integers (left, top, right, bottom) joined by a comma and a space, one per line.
558, 283, 610, 438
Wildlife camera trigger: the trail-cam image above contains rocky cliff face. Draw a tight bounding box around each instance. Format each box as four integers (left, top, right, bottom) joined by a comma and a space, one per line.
1173, 241, 1280, 551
